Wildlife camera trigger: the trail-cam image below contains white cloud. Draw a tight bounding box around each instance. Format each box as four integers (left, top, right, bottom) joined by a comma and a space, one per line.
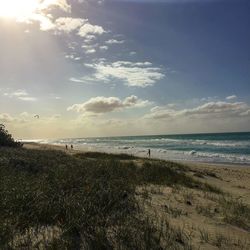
200, 96, 218, 102
4, 89, 28, 97
85, 61, 165, 87
69, 77, 85, 83
49, 94, 62, 100
28, 14, 55, 31
65, 54, 75, 59
78, 23, 105, 38
36, 16, 105, 37
100, 45, 108, 51
54, 17, 86, 33
226, 95, 237, 100
84, 35, 96, 43
0, 112, 32, 124
82, 44, 98, 54
0, 113, 14, 123
86, 48, 96, 54
18, 96, 37, 102
67, 95, 151, 113
105, 39, 124, 44
3, 90, 37, 102
145, 101, 250, 120
0, 112, 62, 125
18, 112, 33, 123
67, 41, 78, 50
40, 0, 71, 13
76, 0, 104, 4
69, 76, 96, 83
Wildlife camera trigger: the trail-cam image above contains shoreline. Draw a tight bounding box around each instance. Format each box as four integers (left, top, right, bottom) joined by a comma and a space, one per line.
23, 142, 250, 169
20, 132, 250, 166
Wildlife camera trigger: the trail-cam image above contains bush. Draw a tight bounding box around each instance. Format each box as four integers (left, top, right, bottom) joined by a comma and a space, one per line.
0, 124, 22, 148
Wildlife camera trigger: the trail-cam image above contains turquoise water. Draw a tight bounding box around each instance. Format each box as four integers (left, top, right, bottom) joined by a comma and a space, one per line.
46, 132, 250, 164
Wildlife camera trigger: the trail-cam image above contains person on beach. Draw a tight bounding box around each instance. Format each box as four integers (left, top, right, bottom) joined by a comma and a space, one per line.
148, 149, 151, 158
65, 145, 68, 150
71, 145, 73, 150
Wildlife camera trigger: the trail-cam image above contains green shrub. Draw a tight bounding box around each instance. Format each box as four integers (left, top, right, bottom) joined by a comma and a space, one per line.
0, 124, 22, 148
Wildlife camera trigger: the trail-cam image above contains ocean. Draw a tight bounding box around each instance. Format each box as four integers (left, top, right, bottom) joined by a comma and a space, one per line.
37, 132, 250, 165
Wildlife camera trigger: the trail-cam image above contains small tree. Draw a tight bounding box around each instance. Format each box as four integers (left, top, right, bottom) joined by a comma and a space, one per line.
0, 124, 23, 147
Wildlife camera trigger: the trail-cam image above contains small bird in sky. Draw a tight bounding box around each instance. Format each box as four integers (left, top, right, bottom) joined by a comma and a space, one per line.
34, 115, 40, 119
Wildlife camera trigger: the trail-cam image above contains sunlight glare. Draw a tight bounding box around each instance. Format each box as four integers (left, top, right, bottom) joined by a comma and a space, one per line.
0, 0, 40, 19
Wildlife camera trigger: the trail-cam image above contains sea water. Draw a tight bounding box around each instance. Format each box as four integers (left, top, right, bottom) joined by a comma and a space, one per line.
41, 132, 250, 165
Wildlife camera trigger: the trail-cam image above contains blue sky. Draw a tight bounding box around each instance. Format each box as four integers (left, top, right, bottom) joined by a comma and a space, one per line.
0, 0, 249, 139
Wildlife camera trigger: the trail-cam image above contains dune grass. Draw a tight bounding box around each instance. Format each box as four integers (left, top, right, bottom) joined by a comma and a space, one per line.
219, 196, 250, 231
75, 151, 137, 160
0, 147, 224, 249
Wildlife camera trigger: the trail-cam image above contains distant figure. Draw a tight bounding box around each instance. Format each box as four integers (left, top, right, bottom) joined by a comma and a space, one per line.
71, 145, 74, 150
148, 149, 151, 158
65, 144, 68, 150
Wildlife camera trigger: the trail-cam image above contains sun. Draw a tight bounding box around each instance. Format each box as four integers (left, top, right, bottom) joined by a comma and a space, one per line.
0, 0, 40, 19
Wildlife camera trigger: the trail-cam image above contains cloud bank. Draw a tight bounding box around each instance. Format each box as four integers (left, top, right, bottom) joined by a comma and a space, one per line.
67, 95, 150, 113
145, 101, 250, 120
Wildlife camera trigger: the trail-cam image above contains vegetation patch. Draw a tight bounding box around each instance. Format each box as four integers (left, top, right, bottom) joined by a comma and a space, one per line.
75, 152, 137, 160
0, 124, 22, 148
0, 147, 200, 249
137, 161, 222, 194
219, 197, 250, 231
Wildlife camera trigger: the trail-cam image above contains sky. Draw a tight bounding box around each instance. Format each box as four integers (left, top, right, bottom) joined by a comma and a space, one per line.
0, 0, 249, 139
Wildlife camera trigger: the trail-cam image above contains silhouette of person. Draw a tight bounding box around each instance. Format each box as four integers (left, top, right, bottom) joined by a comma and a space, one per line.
65, 144, 68, 150
71, 145, 73, 150
148, 149, 151, 158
